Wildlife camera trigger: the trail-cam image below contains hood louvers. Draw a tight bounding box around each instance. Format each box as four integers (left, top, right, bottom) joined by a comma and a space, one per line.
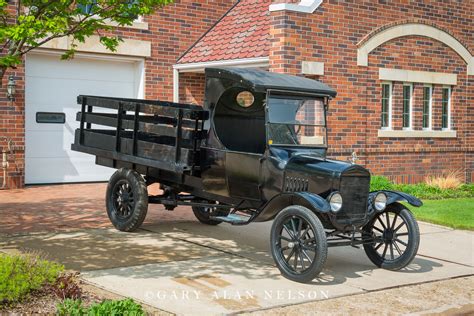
284, 177, 309, 192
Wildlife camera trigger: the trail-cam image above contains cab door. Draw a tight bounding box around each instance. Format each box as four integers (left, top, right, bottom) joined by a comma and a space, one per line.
225, 151, 263, 200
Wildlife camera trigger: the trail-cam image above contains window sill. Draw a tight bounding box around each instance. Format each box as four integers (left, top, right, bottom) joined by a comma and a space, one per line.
378, 130, 456, 138
103, 19, 149, 30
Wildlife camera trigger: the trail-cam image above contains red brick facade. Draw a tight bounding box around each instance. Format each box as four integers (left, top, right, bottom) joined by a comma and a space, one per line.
1, 0, 472, 188
267, 0, 473, 184
0, 1, 236, 188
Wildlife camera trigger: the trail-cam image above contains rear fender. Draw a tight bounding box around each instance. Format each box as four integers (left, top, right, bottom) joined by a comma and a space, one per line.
370, 190, 423, 209
254, 192, 331, 222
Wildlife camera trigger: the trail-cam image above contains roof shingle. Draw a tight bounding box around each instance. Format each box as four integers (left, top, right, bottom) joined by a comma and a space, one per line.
177, 0, 270, 64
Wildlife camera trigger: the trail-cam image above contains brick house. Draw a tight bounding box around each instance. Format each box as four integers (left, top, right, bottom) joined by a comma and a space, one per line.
0, 0, 472, 189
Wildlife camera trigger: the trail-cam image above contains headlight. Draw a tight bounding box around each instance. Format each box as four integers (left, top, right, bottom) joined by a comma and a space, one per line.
329, 192, 343, 213
374, 192, 387, 211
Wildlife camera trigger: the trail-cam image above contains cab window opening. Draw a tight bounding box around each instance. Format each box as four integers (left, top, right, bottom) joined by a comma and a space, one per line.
213, 88, 266, 154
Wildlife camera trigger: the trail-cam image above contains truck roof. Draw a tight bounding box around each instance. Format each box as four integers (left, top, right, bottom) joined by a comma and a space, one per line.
205, 67, 337, 98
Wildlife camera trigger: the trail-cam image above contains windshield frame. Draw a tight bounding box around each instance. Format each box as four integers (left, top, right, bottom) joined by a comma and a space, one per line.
265, 90, 329, 149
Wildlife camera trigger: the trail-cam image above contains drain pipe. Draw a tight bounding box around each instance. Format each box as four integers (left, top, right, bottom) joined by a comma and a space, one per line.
0, 137, 13, 190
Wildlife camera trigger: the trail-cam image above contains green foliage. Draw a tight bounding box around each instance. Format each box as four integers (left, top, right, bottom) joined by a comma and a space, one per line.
0, 0, 174, 76
0, 253, 64, 305
410, 198, 474, 230
57, 298, 145, 316
88, 298, 145, 316
370, 176, 474, 200
370, 175, 395, 191
57, 298, 88, 316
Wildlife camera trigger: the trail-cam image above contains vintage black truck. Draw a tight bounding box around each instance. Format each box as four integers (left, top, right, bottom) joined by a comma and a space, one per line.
72, 68, 421, 283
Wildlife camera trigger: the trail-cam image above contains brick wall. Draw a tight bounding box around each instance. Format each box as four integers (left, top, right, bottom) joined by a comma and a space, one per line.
269, 0, 473, 183
0, 0, 236, 188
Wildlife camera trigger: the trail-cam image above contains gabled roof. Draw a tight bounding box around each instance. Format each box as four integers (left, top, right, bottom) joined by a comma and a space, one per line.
177, 0, 270, 64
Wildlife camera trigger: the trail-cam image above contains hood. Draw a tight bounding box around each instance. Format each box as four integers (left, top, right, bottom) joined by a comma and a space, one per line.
273, 147, 370, 197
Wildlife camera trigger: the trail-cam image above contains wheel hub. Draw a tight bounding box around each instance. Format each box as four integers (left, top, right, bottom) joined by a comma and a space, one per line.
383, 229, 395, 242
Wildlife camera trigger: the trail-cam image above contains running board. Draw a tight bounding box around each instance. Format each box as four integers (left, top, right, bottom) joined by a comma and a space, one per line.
210, 213, 253, 225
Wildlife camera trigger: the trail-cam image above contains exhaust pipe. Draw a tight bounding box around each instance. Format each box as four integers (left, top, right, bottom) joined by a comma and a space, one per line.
0, 137, 13, 190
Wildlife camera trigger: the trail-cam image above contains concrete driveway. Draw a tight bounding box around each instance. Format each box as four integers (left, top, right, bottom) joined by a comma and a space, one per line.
1, 183, 473, 315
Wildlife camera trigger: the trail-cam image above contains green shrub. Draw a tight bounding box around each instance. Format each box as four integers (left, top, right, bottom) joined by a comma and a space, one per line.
57, 298, 144, 316
370, 175, 395, 191
88, 298, 144, 316
370, 175, 474, 200
0, 253, 64, 305
57, 298, 87, 316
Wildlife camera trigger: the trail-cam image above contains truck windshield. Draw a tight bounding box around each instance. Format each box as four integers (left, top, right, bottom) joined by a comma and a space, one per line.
267, 96, 326, 146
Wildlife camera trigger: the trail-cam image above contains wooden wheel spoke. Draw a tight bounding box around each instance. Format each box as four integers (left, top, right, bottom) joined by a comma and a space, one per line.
390, 243, 394, 260
373, 226, 384, 234
382, 243, 388, 258
302, 249, 313, 264
374, 241, 384, 251
390, 214, 398, 230
299, 251, 306, 270
285, 248, 295, 263
394, 221, 406, 233
396, 232, 409, 236
385, 212, 391, 230
297, 218, 303, 238
280, 235, 291, 242
395, 238, 408, 247
393, 241, 403, 256
283, 225, 296, 240
377, 216, 387, 230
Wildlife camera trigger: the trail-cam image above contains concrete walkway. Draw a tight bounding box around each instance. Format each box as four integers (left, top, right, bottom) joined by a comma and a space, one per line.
1, 183, 473, 314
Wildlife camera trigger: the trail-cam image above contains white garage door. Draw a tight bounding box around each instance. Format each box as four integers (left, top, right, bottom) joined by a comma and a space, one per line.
25, 52, 144, 184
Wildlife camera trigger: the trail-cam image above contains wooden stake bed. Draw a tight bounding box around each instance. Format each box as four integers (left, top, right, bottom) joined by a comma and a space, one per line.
71, 95, 209, 174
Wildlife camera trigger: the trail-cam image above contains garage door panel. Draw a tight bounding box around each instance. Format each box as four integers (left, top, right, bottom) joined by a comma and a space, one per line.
26, 78, 135, 108
26, 156, 114, 184
26, 54, 138, 82
26, 53, 142, 184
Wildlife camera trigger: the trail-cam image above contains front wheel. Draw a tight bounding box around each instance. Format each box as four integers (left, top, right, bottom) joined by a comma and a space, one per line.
270, 205, 328, 283
363, 203, 420, 270
106, 168, 148, 232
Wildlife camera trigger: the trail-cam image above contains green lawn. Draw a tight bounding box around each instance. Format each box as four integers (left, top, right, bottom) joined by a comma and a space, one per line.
407, 198, 474, 230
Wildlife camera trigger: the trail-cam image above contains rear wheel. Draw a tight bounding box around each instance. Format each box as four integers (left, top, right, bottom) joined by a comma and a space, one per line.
270, 205, 327, 283
192, 205, 224, 225
363, 203, 420, 270
106, 168, 148, 232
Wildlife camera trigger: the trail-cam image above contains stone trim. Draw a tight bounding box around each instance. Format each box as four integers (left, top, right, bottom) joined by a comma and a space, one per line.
103, 19, 149, 30
269, 0, 323, 13
379, 68, 457, 85
301, 61, 324, 75
377, 129, 456, 138
357, 22, 474, 75
40, 36, 151, 57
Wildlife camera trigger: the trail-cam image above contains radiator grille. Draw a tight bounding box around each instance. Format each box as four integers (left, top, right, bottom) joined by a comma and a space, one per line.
337, 175, 370, 221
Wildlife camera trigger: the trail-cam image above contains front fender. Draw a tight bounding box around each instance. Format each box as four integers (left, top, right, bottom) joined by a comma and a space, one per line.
370, 190, 423, 208
255, 192, 331, 222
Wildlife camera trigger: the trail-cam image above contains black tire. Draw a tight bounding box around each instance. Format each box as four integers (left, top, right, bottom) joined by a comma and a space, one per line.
106, 168, 148, 232
270, 205, 328, 283
192, 206, 222, 225
363, 203, 420, 270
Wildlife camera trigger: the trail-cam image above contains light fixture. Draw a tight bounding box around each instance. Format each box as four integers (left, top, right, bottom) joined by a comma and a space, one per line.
7, 75, 16, 100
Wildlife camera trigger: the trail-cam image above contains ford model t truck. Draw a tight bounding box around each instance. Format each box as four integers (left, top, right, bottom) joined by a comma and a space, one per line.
72, 68, 421, 283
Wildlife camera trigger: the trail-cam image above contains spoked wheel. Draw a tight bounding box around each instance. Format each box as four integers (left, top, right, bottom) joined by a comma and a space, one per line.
192, 205, 224, 225
271, 205, 327, 283
106, 168, 148, 232
363, 202, 420, 270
